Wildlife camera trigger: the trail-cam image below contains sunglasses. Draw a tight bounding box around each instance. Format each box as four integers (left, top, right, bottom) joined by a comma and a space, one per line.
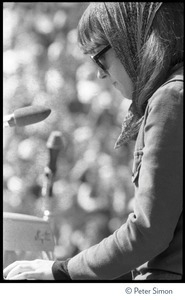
90, 44, 111, 73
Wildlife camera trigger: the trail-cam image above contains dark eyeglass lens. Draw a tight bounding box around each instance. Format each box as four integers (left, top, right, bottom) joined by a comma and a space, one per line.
91, 45, 111, 72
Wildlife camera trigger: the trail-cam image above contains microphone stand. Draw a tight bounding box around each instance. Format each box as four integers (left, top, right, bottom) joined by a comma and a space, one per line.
42, 166, 54, 221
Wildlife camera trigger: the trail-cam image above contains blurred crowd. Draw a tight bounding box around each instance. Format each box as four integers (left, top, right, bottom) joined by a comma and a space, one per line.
3, 2, 135, 261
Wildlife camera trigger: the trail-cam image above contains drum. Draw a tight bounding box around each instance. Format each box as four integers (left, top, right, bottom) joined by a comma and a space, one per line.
3, 212, 55, 268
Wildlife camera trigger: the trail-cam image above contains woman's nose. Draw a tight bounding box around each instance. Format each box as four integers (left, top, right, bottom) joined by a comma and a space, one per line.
97, 68, 108, 79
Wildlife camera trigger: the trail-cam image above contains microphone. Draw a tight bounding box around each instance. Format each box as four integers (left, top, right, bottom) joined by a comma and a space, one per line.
42, 131, 63, 220
42, 131, 63, 198
46, 131, 63, 176
3, 105, 51, 128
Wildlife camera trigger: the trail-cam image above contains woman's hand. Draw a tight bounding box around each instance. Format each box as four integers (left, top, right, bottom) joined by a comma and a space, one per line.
3, 259, 55, 280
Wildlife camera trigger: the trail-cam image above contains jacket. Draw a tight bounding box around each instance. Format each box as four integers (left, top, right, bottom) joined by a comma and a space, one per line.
54, 66, 183, 280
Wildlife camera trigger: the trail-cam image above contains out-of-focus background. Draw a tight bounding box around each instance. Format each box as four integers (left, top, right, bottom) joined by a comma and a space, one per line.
3, 2, 135, 262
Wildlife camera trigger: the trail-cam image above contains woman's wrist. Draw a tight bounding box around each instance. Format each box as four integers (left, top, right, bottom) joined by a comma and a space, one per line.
52, 258, 72, 280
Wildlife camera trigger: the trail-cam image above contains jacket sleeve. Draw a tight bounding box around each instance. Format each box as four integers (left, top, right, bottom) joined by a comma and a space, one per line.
66, 81, 183, 280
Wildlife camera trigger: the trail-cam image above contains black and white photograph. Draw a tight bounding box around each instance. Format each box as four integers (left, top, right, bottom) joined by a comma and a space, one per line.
2, 2, 184, 299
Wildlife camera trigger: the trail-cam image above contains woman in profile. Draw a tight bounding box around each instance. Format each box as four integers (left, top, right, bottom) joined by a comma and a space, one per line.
4, 2, 183, 281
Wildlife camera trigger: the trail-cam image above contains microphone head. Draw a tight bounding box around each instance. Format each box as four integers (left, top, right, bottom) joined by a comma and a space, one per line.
46, 131, 63, 174
14, 105, 51, 126
47, 131, 62, 150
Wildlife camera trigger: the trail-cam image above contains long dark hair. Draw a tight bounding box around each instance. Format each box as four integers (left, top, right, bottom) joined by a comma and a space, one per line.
77, 2, 183, 115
